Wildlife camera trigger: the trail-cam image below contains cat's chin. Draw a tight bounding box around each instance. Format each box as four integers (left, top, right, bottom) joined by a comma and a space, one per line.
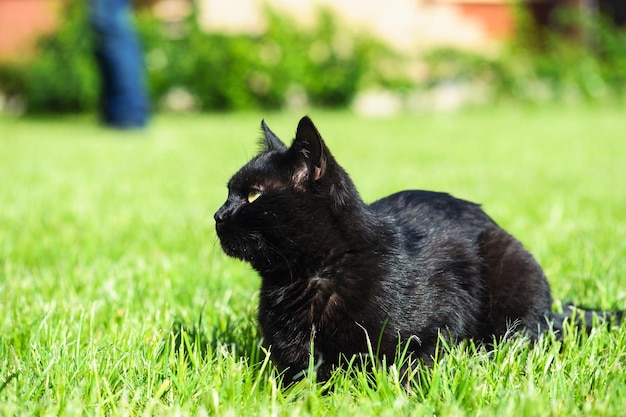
220, 244, 286, 276
216, 232, 273, 271
218, 242, 243, 260
216, 224, 249, 257
217, 237, 252, 262
223, 252, 276, 275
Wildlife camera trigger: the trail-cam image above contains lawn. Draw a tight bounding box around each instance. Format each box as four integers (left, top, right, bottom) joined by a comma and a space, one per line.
1, 105, 625, 416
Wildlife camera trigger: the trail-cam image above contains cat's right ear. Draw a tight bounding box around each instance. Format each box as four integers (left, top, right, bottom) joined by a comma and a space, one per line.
261, 120, 288, 152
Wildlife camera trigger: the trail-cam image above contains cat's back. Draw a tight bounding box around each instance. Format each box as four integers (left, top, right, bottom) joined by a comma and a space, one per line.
370, 190, 498, 233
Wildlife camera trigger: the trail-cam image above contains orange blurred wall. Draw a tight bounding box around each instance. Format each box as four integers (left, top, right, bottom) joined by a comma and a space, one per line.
456, 1, 517, 39
0, 0, 64, 60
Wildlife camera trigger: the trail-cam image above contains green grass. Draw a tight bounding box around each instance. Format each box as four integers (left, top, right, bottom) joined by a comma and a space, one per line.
1, 106, 625, 416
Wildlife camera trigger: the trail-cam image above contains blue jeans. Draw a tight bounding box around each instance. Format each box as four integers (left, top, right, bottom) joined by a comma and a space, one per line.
90, 0, 149, 127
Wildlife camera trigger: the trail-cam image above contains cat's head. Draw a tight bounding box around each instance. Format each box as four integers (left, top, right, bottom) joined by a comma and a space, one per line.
214, 116, 360, 273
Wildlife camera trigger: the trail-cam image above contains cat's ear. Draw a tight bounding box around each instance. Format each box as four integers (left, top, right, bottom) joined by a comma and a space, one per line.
261, 119, 288, 151
290, 116, 326, 184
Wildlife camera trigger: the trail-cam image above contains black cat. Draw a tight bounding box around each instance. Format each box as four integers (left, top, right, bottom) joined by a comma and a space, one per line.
214, 116, 622, 383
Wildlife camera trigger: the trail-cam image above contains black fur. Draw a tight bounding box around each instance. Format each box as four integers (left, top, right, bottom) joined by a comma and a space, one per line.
214, 116, 622, 382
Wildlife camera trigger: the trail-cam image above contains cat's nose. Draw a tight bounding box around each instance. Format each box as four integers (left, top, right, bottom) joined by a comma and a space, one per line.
214, 207, 227, 224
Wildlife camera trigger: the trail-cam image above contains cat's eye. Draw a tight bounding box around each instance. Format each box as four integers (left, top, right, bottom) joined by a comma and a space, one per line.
247, 190, 262, 203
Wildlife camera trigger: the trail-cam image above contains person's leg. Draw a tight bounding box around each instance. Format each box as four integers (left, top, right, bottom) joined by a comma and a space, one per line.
90, 0, 149, 128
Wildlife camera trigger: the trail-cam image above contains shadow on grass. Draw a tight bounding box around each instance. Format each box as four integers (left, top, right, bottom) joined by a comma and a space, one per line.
160, 306, 268, 369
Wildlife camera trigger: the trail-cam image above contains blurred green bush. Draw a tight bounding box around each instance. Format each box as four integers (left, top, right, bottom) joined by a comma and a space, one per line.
422, 7, 626, 105
508, 7, 626, 102
0, 0, 399, 114
139, 7, 398, 111
1, 1, 624, 114
0, 2, 98, 113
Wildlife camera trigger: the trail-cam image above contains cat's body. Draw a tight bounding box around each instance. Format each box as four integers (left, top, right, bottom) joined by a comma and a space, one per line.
215, 116, 621, 382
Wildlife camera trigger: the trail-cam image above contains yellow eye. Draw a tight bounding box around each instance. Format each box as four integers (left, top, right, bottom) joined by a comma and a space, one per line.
247, 190, 262, 203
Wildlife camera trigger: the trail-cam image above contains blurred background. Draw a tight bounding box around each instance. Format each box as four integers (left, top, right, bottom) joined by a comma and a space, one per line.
0, 0, 625, 117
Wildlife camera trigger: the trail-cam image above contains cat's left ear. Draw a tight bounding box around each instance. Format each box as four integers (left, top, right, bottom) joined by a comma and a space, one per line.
290, 116, 326, 183
261, 119, 288, 151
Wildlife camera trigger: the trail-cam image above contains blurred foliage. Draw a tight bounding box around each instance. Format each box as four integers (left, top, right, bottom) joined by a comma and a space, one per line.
423, 5, 626, 104
0, 0, 400, 114
0, 1, 98, 113
1, 1, 625, 114
142, 5, 404, 111
503, 5, 626, 102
